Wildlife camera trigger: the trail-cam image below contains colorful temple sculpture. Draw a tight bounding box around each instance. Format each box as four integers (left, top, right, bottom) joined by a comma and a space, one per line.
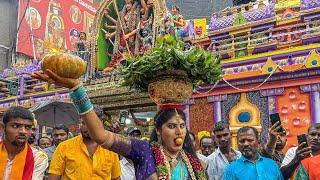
90, 0, 190, 72
1, 0, 320, 145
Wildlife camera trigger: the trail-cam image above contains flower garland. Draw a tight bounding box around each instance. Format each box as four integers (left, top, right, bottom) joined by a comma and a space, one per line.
182, 151, 206, 180
151, 142, 170, 179
151, 142, 206, 180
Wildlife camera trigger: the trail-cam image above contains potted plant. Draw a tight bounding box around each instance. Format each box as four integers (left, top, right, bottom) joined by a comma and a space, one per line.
117, 35, 222, 104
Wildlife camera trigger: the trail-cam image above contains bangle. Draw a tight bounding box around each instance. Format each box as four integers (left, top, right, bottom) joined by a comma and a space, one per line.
70, 86, 93, 115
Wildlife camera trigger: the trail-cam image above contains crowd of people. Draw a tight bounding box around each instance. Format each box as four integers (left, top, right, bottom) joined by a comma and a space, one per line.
0, 68, 319, 179
1, 105, 319, 180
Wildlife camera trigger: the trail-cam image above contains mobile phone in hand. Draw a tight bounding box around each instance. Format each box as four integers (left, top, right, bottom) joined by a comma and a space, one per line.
270, 113, 285, 133
297, 134, 309, 149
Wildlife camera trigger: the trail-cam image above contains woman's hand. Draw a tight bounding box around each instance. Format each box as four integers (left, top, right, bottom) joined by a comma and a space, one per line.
32, 69, 80, 89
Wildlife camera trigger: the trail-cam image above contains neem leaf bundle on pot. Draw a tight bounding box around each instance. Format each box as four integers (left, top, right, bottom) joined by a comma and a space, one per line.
117, 35, 222, 104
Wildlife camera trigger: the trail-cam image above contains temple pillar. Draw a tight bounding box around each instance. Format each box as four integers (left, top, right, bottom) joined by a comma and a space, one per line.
310, 91, 320, 123
207, 94, 227, 123
301, 84, 320, 124
214, 101, 222, 122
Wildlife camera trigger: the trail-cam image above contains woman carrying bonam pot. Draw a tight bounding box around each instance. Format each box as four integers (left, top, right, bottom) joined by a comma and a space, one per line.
32, 69, 206, 180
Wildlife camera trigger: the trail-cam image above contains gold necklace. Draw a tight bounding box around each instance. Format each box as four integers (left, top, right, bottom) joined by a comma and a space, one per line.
163, 149, 180, 168
159, 145, 198, 180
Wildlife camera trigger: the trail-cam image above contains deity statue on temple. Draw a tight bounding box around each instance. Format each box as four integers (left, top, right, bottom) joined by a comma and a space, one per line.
100, 0, 189, 72
157, 5, 185, 38
139, 0, 154, 54
139, 17, 153, 54
171, 6, 186, 38
158, 10, 175, 36
104, 0, 141, 69
102, 0, 159, 72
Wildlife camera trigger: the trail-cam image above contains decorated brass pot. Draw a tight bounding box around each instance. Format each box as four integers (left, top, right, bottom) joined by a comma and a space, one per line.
148, 70, 193, 104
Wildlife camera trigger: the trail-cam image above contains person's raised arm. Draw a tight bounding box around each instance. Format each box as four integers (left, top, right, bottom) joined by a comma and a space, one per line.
32, 70, 131, 155
262, 121, 282, 157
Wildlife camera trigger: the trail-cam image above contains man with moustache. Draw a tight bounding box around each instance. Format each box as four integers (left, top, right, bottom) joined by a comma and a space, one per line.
199, 136, 215, 157
280, 124, 320, 179
28, 124, 37, 146
207, 121, 241, 180
272, 130, 287, 165
48, 118, 121, 179
0, 106, 48, 180
223, 126, 283, 180
294, 123, 320, 179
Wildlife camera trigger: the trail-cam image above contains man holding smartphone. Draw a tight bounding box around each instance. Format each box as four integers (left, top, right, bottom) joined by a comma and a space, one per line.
280, 124, 320, 179
263, 121, 287, 166
295, 123, 320, 179
261, 113, 287, 166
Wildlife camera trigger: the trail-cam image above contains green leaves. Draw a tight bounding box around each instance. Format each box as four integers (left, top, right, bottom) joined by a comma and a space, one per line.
117, 35, 222, 92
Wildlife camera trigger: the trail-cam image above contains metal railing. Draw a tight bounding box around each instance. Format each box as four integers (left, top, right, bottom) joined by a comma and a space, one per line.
210, 19, 320, 58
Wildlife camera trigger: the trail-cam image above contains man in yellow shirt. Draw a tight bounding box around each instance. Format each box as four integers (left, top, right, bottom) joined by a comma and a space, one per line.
48, 118, 121, 180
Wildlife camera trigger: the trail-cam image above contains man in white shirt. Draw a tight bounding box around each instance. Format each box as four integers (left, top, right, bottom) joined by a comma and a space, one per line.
207, 121, 241, 180
281, 146, 298, 167
120, 157, 135, 180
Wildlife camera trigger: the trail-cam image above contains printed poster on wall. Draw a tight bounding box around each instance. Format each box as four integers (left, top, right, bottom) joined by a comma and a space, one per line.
193, 18, 207, 39
16, 0, 102, 59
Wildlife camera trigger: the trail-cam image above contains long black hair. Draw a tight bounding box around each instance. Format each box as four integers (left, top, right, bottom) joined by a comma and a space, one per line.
149, 109, 198, 158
